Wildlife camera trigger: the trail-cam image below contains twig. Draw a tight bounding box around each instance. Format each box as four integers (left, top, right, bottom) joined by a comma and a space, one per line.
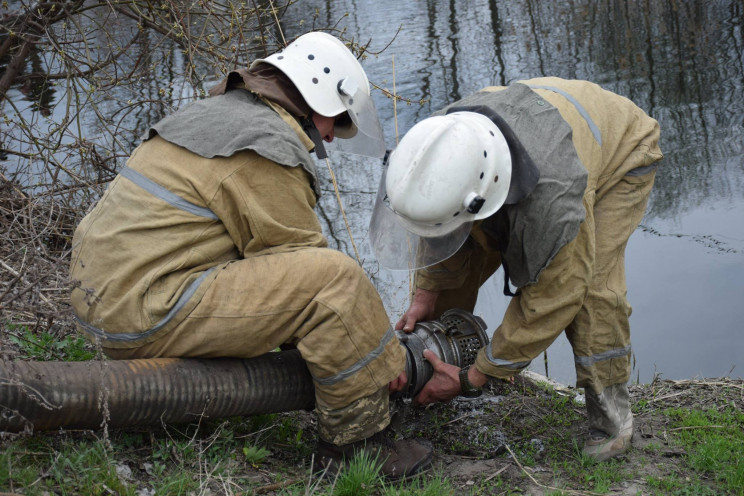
503, 444, 544, 488
0, 259, 21, 278
392, 54, 399, 146
670, 379, 744, 391
254, 478, 302, 494
441, 412, 475, 427
267, 0, 286, 46
668, 425, 727, 432
483, 464, 508, 482
235, 422, 279, 439
648, 390, 690, 403
503, 443, 602, 496
324, 158, 361, 264
0, 379, 61, 410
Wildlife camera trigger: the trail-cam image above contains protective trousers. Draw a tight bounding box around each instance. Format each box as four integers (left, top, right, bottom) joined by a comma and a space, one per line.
105, 247, 406, 445
422, 170, 655, 437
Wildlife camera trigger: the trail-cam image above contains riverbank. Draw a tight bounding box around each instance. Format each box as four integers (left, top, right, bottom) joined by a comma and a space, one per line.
1, 363, 742, 495
1, 188, 742, 493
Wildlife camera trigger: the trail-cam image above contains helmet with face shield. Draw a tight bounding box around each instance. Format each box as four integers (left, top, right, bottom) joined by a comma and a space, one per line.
369, 111, 512, 270
251, 32, 385, 158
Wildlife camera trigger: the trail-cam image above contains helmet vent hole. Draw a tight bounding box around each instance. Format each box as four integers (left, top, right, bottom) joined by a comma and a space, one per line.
479, 172, 484, 179
435, 222, 442, 226
324, 67, 330, 73
483, 150, 488, 158
308, 54, 315, 60
489, 130, 495, 136
453, 211, 460, 217
494, 175, 499, 182
278, 55, 284, 60
312, 77, 319, 84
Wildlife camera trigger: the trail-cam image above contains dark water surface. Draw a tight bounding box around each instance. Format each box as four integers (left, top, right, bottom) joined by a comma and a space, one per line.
5, 1, 743, 384
280, 0, 744, 384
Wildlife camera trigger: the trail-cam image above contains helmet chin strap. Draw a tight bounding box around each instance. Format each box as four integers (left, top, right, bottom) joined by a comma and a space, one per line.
301, 114, 328, 160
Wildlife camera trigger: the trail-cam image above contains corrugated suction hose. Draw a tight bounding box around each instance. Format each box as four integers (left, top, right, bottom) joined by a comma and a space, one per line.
0, 309, 489, 433
0, 350, 314, 432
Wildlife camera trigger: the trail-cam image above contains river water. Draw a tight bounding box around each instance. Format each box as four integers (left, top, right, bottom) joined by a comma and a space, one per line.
4, 0, 743, 385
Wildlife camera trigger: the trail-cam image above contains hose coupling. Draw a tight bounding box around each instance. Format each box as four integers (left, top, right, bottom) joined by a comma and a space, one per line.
394, 308, 489, 399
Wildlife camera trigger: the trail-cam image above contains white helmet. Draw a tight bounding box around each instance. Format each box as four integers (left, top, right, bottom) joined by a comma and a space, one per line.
369, 111, 512, 270
251, 32, 385, 157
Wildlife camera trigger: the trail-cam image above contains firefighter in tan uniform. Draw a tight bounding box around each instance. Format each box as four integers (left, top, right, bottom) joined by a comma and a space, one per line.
370, 77, 663, 462
69, 32, 432, 479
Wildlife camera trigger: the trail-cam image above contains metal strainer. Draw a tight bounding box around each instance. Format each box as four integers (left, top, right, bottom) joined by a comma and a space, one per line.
395, 308, 489, 398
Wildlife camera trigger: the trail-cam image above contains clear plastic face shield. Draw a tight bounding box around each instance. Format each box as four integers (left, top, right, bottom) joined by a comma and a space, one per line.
327, 77, 387, 159
368, 168, 473, 271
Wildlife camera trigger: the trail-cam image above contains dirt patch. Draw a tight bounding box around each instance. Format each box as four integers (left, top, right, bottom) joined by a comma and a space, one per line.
220, 374, 742, 494
393, 375, 743, 494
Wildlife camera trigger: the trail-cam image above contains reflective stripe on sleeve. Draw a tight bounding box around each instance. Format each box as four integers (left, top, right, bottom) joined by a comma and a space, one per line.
485, 345, 532, 370
526, 84, 602, 147
74, 267, 217, 342
574, 345, 631, 367
120, 166, 218, 220
312, 327, 397, 386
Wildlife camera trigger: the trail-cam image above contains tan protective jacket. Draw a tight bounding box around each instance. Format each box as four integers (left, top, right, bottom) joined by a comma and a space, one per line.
70, 95, 325, 347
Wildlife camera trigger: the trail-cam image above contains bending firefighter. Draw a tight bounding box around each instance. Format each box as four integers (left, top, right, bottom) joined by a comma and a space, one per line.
69, 32, 431, 479
370, 77, 663, 462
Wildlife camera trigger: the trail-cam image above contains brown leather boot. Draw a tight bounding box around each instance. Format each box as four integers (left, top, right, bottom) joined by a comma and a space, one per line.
316, 430, 433, 481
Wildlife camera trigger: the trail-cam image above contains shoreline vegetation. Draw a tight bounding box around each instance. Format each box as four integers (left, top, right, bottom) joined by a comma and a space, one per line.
1, 329, 742, 495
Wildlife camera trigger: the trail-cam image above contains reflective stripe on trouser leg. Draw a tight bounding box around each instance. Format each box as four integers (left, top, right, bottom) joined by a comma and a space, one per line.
317, 387, 390, 446
567, 171, 656, 394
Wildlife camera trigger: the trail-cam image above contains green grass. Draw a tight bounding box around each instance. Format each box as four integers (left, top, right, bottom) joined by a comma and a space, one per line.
6, 323, 96, 361
243, 444, 271, 466
0, 438, 134, 495
662, 406, 744, 495
332, 449, 383, 496
4, 329, 742, 495
3, 402, 742, 495
381, 473, 455, 495
0, 415, 458, 495
276, 449, 453, 496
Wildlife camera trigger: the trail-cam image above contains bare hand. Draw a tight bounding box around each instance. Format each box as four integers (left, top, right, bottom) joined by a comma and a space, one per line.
413, 350, 461, 405
388, 370, 408, 393
395, 289, 439, 332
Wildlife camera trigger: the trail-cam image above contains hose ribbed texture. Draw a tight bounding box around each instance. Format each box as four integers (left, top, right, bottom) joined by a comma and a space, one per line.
0, 350, 315, 432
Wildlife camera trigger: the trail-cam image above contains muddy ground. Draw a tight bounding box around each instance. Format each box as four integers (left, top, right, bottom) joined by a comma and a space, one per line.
225, 373, 744, 495
1, 356, 742, 495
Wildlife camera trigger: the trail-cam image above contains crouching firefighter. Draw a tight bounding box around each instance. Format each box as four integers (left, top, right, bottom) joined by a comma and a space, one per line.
69, 32, 432, 479
370, 77, 663, 462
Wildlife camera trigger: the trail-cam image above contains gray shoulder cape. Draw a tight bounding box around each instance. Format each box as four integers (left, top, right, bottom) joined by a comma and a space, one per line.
142, 89, 320, 196
436, 83, 588, 289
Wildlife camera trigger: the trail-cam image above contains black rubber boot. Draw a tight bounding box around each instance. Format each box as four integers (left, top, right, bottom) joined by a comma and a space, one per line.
316, 430, 433, 481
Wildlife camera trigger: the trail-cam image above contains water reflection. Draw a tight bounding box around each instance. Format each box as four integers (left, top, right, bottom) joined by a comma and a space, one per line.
1, 0, 284, 186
